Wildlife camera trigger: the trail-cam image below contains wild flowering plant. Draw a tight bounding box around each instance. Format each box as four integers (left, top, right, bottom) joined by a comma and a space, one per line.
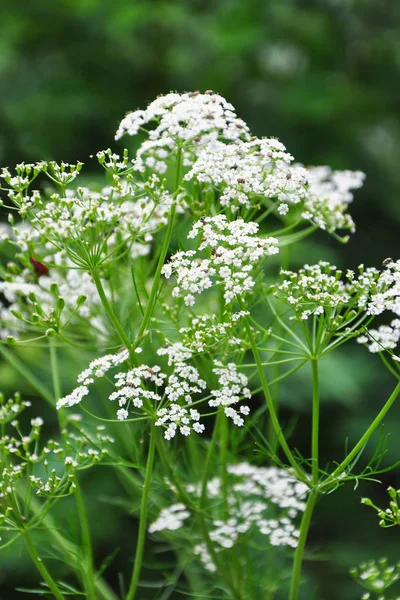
0, 91, 400, 599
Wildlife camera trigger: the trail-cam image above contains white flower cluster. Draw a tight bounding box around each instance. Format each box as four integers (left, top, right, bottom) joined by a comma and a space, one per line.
366, 260, 400, 317
276, 261, 380, 321
0, 161, 48, 193
111, 365, 167, 420
56, 347, 208, 437
155, 405, 205, 440
178, 311, 249, 353
56, 349, 129, 410
157, 343, 252, 427
185, 137, 307, 214
276, 259, 400, 355
184, 135, 364, 232
58, 344, 252, 437
115, 91, 250, 173
0, 171, 185, 341
149, 462, 308, 572
18, 181, 175, 264
162, 214, 278, 305
209, 362, 251, 426
357, 320, 400, 354
114, 91, 366, 235
302, 166, 365, 233
351, 558, 400, 600
157, 342, 193, 365
0, 410, 113, 501
357, 260, 400, 355
148, 503, 191, 533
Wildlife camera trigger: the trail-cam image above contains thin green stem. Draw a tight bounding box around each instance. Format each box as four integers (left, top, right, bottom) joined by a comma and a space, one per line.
74, 478, 96, 600
49, 341, 62, 401
219, 412, 229, 518
325, 380, 400, 486
91, 269, 133, 353
266, 362, 280, 456
23, 531, 66, 600
311, 359, 319, 486
288, 490, 318, 600
49, 340, 67, 431
243, 315, 306, 483
200, 414, 220, 508
126, 424, 156, 600
134, 147, 182, 348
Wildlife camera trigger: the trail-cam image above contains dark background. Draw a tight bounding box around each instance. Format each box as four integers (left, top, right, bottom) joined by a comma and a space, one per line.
1, 0, 400, 598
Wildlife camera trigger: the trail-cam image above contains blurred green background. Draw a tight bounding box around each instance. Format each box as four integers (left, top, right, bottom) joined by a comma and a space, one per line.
1, 0, 400, 598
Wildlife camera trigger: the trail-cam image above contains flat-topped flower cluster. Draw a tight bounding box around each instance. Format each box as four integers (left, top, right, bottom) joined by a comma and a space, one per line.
56, 345, 252, 438
115, 91, 250, 173
116, 91, 365, 234
162, 215, 278, 305
150, 462, 308, 572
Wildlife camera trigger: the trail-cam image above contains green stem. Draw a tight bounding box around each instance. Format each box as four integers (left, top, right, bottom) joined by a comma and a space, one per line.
126, 424, 156, 600
49, 340, 67, 431
243, 315, 306, 483
91, 269, 133, 353
288, 490, 318, 600
325, 380, 400, 485
200, 414, 220, 508
49, 341, 62, 401
311, 359, 319, 486
134, 147, 182, 348
266, 362, 280, 455
219, 412, 229, 518
23, 530, 66, 600
75, 478, 96, 600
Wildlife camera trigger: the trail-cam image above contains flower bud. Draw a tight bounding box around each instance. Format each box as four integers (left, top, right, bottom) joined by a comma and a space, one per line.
361, 497, 373, 506
76, 295, 87, 307
10, 309, 23, 320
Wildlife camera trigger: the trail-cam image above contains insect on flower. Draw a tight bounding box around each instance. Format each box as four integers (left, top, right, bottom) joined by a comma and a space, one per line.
30, 257, 49, 277
382, 257, 393, 267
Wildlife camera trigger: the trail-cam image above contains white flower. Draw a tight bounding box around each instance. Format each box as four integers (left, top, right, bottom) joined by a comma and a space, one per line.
163, 215, 278, 305
149, 503, 191, 533
117, 408, 129, 421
